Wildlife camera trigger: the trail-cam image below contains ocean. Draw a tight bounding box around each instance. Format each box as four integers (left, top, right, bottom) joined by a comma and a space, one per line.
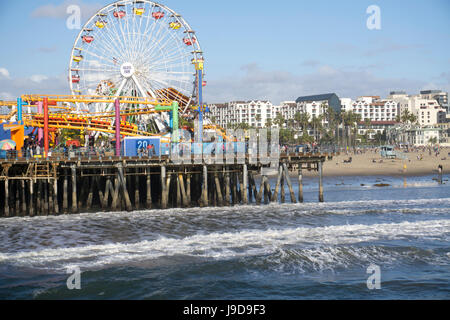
0, 174, 449, 300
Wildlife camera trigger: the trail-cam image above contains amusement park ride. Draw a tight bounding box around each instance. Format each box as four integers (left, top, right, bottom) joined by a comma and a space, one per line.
0, 0, 224, 156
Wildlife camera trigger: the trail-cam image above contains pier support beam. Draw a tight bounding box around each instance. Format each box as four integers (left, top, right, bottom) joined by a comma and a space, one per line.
29, 180, 34, 217
112, 176, 120, 211
104, 175, 111, 208
15, 181, 20, 216
256, 175, 265, 205
63, 172, 68, 213
146, 168, 152, 209
4, 179, 9, 217
238, 169, 245, 205
96, 176, 106, 210
179, 171, 189, 207
242, 164, 248, 205
186, 173, 191, 205
214, 171, 223, 206
161, 166, 167, 209
298, 166, 303, 203
176, 173, 181, 208
117, 163, 132, 212
36, 181, 41, 215
48, 180, 54, 215
87, 177, 94, 209
201, 165, 208, 207
21, 180, 26, 216
53, 178, 59, 214
283, 163, 296, 204
231, 172, 237, 205
71, 165, 78, 213
318, 161, 324, 203
44, 180, 49, 215
225, 170, 231, 206
249, 172, 257, 204
271, 165, 283, 203
134, 174, 140, 210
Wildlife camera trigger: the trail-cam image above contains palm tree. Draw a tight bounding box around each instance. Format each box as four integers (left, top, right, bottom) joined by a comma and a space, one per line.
297, 112, 310, 135
287, 118, 295, 129
342, 111, 361, 148
266, 118, 272, 128
323, 105, 337, 142
274, 113, 285, 128
400, 109, 418, 125
311, 115, 324, 142
255, 114, 261, 128
428, 137, 437, 145
364, 118, 372, 142
293, 112, 302, 131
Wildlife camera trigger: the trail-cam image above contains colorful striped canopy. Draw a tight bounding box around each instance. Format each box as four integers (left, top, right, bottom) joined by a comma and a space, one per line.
0, 139, 16, 150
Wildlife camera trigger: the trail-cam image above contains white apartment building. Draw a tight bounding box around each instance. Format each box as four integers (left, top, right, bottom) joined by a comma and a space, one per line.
340, 96, 399, 122
413, 98, 446, 126
208, 100, 279, 129
388, 91, 447, 126
420, 90, 448, 112
281, 100, 330, 122
409, 127, 441, 146
280, 101, 297, 121
209, 94, 341, 130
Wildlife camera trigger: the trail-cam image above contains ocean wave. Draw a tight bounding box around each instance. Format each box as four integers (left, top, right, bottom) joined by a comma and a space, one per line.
250, 245, 449, 275
2, 198, 450, 225
0, 219, 448, 271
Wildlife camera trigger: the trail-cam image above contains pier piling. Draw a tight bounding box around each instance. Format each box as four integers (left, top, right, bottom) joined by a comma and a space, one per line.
319, 161, 324, 203
0, 152, 331, 217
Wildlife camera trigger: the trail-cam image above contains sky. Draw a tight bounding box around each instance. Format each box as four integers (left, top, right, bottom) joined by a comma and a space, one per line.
0, 0, 449, 104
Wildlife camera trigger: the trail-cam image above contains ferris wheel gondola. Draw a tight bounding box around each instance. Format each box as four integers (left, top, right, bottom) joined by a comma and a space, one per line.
69, 0, 204, 117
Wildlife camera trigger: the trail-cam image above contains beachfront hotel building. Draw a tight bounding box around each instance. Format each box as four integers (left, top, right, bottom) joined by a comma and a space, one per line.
279, 94, 342, 129
293, 93, 341, 125
387, 91, 447, 126
340, 96, 399, 122
209, 93, 342, 130
208, 100, 280, 129
420, 90, 448, 113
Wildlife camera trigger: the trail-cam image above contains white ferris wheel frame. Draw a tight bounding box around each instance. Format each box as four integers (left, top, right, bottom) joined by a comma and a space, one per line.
68, 0, 203, 114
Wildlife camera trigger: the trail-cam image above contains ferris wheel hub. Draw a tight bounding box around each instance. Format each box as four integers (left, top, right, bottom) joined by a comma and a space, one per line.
120, 62, 136, 79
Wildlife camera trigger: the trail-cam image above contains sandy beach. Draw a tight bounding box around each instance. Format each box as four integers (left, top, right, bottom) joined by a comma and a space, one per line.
307, 148, 450, 177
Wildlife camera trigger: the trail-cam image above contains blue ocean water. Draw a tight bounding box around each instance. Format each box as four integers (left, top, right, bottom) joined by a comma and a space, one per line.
0, 174, 449, 300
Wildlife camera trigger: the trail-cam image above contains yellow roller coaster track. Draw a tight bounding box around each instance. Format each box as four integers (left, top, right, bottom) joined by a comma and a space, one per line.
21, 94, 174, 106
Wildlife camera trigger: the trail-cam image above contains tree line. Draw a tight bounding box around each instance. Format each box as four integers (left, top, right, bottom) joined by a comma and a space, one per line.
217, 103, 420, 147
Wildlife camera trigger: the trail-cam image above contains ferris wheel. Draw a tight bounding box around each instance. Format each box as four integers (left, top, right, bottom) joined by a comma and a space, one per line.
69, 0, 204, 115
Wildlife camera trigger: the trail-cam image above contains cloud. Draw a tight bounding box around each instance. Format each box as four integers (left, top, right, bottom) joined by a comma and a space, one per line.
318, 65, 338, 76
0, 92, 15, 101
0, 74, 69, 101
364, 43, 424, 57
204, 64, 441, 104
38, 47, 58, 53
31, 0, 103, 21
0, 67, 10, 78
30, 75, 50, 83
301, 60, 320, 67
422, 71, 450, 93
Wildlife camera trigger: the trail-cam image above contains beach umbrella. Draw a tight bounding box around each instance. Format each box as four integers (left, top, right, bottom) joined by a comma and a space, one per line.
0, 139, 16, 150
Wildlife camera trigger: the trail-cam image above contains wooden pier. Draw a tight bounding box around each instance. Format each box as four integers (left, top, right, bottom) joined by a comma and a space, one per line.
0, 153, 333, 217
